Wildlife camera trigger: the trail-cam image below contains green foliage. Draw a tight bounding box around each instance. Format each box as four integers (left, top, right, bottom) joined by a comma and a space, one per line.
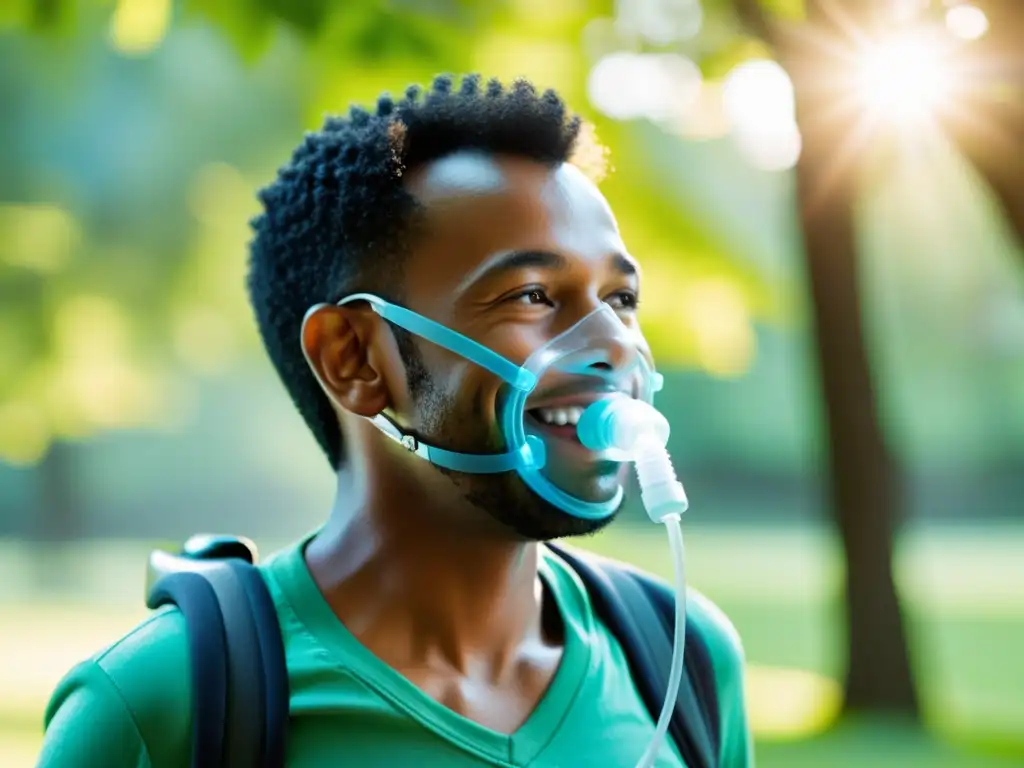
757, 0, 806, 22
700, 34, 776, 79
0, 0, 76, 35
29, 0, 74, 32
172, 0, 506, 63
181, 0, 277, 63
0, 0, 780, 465
253, 0, 331, 38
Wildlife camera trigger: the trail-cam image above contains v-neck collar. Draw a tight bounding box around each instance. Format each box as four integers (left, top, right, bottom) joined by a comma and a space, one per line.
267, 534, 594, 766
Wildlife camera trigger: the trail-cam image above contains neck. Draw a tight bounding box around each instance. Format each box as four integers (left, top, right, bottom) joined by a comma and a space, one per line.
305, 453, 553, 675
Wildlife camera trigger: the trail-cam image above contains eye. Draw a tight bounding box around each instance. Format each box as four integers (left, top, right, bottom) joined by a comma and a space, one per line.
508, 287, 554, 307
606, 290, 640, 311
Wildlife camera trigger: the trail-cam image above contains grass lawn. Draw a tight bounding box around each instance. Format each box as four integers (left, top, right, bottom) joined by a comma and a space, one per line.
2, 523, 1022, 766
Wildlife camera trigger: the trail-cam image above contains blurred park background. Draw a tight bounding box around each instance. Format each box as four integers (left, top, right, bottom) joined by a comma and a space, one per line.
1, 0, 1023, 765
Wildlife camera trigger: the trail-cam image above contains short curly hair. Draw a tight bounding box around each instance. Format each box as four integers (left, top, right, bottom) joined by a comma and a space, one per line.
247, 74, 591, 468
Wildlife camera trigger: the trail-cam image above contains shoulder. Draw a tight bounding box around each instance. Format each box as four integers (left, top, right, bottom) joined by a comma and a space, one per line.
609, 553, 746, 680
683, 589, 746, 678
549, 543, 746, 670
40, 606, 192, 768
552, 544, 754, 765
623, 559, 755, 767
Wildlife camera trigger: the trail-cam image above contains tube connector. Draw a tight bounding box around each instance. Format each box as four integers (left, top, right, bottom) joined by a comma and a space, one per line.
577, 395, 670, 455
577, 397, 688, 524
634, 439, 689, 523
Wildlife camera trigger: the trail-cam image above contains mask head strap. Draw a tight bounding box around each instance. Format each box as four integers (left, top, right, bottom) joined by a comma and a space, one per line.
338, 293, 536, 392
368, 413, 537, 473
301, 294, 539, 474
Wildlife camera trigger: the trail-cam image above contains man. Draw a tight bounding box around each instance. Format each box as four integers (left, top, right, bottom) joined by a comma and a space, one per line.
39, 74, 753, 767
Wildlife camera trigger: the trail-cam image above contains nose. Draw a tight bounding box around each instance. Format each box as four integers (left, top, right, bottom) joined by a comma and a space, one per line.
560, 334, 636, 377
587, 336, 634, 371
543, 301, 642, 380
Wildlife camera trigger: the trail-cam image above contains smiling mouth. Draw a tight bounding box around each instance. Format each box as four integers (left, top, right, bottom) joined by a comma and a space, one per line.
524, 409, 624, 478
526, 407, 583, 444
529, 405, 583, 427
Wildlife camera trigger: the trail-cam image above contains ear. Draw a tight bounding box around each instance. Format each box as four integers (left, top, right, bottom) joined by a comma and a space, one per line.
301, 304, 391, 418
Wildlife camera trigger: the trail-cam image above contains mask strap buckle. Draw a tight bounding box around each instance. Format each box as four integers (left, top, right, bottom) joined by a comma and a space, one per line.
370, 414, 421, 454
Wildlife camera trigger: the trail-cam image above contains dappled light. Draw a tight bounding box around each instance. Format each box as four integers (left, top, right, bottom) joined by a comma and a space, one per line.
746, 665, 842, 738
173, 161, 265, 372
587, 52, 703, 123
109, 0, 172, 55
722, 59, 802, 171
0, 204, 79, 274
684, 279, 757, 378
51, 296, 161, 432
853, 34, 956, 126
669, 80, 731, 140
946, 4, 989, 41
474, 36, 578, 95
0, 401, 50, 466
614, 0, 704, 45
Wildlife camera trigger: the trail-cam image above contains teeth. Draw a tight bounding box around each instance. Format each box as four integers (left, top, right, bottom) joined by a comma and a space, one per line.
536, 406, 584, 426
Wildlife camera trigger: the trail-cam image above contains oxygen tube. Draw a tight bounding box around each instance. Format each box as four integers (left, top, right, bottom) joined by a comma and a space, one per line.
578, 396, 689, 768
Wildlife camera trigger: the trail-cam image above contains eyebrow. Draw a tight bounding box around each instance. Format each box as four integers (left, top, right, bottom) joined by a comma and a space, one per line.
456, 249, 639, 294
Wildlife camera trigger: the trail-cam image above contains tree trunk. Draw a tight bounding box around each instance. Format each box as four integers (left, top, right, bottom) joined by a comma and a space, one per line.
781, 1, 921, 715
793, 143, 919, 715
947, 0, 1024, 254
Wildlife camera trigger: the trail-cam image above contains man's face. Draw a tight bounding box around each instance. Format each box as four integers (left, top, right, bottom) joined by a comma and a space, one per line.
391, 152, 651, 540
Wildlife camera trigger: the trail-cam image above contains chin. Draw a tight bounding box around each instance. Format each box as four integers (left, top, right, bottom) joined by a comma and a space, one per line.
536, 457, 631, 505
463, 472, 622, 542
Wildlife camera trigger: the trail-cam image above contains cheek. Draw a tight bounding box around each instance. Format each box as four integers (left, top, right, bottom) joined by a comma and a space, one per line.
415, 327, 540, 425
423, 357, 504, 422
465, 372, 506, 423
500, 326, 552, 365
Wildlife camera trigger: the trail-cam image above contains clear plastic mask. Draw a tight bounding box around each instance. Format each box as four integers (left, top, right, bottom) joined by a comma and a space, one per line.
302, 294, 664, 520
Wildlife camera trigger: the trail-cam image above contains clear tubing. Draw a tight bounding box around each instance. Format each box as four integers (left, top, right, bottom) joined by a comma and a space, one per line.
577, 400, 691, 767
634, 513, 687, 768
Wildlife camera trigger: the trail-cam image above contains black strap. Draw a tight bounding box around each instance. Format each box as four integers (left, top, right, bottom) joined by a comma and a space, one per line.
548, 543, 719, 768
146, 571, 229, 767
638, 571, 721, 754
202, 563, 265, 768
229, 561, 289, 767
152, 538, 712, 768
624, 568, 718, 767
147, 559, 288, 768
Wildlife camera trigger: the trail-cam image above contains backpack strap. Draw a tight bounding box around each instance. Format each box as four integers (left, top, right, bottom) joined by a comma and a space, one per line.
547, 543, 720, 768
145, 570, 229, 766
145, 536, 289, 768
146, 534, 713, 768
635, 566, 721, 756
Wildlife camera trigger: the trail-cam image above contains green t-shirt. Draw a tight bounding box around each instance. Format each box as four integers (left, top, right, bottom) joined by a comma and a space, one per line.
39, 538, 753, 767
